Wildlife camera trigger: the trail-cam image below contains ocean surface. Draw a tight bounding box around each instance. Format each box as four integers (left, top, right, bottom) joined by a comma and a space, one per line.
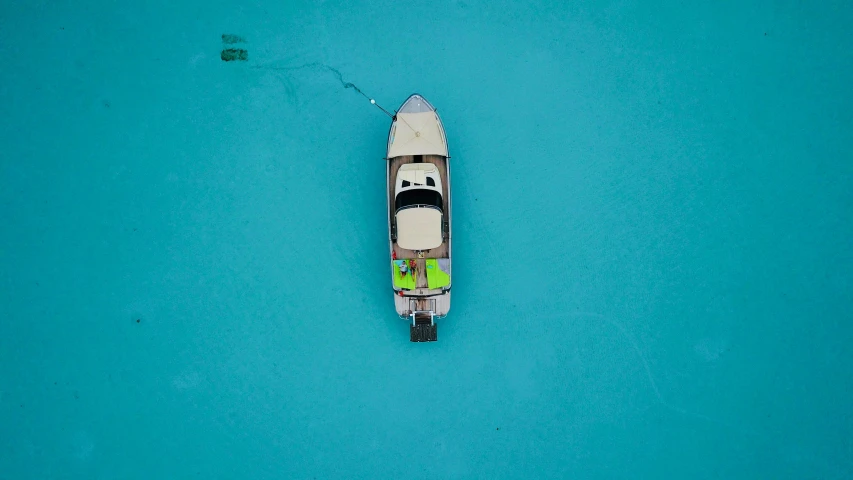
1, 1, 851, 478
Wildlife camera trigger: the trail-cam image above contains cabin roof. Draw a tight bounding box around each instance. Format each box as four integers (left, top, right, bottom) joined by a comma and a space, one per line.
396, 207, 442, 251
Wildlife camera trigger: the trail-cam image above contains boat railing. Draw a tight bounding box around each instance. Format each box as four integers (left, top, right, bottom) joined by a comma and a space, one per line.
396, 204, 442, 213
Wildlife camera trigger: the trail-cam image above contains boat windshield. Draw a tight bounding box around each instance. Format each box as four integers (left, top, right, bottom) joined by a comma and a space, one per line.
395, 189, 442, 211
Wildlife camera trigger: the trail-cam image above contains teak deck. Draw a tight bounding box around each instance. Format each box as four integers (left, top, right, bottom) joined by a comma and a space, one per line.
393, 290, 451, 317
388, 153, 451, 318
387, 154, 450, 260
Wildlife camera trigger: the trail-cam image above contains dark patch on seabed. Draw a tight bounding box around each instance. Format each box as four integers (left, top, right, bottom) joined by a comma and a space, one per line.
221, 48, 248, 62
221, 33, 246, 44
220, 34, 247, 62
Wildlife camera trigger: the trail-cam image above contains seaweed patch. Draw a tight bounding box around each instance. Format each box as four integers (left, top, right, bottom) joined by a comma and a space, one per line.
221, 48, 248, 62
221, 33, 246, 44
220, 34, 248, 62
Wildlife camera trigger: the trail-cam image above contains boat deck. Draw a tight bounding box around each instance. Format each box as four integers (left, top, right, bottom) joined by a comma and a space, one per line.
393, 291, 451, 317
392, 257, 451, 290
388, 153, 451, 317
388, 154, 450, 260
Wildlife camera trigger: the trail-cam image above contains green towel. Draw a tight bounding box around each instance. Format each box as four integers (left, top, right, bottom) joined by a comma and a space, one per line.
393, 260, 416, 290
425, 258, 450, 289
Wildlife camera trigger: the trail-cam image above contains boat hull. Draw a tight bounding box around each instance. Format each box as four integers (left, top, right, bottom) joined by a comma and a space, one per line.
385, 94, 452, 330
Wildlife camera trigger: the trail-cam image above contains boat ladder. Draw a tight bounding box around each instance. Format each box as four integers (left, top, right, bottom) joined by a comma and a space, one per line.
409, 298, 437, 342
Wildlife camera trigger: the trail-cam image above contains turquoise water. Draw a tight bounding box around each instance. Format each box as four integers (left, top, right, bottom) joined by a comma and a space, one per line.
2, 1, 852, 478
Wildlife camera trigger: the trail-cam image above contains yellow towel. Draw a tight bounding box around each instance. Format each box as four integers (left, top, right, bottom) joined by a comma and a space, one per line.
393, 260, 416, 289
425, 259, 450, 289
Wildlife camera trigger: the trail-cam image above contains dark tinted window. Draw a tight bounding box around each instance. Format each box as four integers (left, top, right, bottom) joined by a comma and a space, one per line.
426, 177, 435, 187
395, 189, 442, 211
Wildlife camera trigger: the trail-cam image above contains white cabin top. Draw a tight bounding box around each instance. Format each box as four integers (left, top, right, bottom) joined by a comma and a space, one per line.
393, 164, 444, 251
394, 163, 441, 197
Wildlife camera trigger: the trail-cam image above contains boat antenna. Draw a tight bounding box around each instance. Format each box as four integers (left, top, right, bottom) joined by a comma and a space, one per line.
252, 62, 395, 119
